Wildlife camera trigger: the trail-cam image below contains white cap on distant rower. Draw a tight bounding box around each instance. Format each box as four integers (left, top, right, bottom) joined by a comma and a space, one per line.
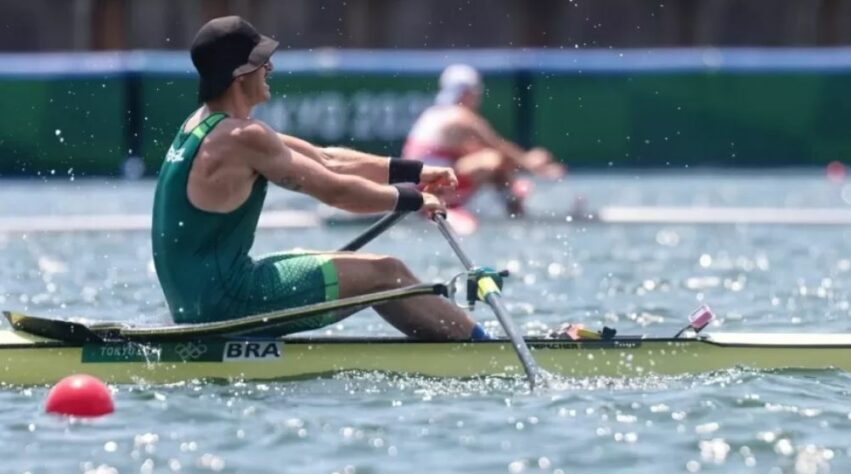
436, 64, 482, 105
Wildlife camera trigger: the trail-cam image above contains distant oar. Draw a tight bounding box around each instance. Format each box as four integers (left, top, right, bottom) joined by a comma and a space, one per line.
339, 212, 408, 251
432, 214, 541, 389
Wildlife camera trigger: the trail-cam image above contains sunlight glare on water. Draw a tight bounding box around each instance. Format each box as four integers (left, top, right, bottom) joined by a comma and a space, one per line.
1, 171, 850, 472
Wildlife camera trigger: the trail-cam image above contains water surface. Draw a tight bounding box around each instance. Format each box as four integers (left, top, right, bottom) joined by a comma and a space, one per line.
1, 171, 850, 473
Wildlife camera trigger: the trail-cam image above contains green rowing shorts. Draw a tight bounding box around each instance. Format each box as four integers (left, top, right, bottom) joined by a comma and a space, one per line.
209, 252, 341, 337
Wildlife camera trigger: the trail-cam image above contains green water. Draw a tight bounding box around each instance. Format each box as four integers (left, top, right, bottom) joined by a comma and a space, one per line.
1, 171, 850, 473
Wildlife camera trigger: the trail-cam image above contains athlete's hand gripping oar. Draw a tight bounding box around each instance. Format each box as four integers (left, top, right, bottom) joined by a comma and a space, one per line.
337, 180, 451, 252
432, 213, 542, 390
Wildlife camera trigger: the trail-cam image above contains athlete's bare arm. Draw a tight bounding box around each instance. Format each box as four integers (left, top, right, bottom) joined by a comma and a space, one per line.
241, 124, 444, 214
279, 133, 458, 190
461, 109, 564, 177
461, 111, 531, 168
276, 135, 383, 181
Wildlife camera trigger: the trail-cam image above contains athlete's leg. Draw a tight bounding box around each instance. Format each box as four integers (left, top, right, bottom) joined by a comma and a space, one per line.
329, 253, 478, 340
214, 252, 349, 337
218, 251, 479, 340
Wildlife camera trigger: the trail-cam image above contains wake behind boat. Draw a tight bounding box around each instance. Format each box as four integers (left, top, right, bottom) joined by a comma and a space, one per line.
318, 204, 851, 231
8, 204, 851, 234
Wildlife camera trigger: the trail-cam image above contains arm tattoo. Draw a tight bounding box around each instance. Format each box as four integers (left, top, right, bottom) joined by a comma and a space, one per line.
276, 175, 303, 192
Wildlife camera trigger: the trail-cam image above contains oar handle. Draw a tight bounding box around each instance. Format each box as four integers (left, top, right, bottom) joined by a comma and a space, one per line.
339, 212, 408, 252
432, 213, 542, 389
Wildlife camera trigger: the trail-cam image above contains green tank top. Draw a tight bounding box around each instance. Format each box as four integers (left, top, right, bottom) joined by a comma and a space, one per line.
152, 112, 269, 323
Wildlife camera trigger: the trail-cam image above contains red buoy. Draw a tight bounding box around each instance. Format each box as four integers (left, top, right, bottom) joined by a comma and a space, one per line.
45, 374, 114, 417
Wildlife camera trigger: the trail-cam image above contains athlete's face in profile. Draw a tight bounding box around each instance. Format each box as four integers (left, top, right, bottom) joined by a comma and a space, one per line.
461, 88, 482, 110
238, 60, 273, 105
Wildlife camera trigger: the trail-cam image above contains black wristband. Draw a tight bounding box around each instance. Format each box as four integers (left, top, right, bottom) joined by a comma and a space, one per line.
392, 184, 424, 211
388, 159, 423, 184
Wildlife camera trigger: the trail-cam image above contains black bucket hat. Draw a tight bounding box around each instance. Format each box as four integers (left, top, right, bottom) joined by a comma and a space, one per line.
190, 16, 279, 102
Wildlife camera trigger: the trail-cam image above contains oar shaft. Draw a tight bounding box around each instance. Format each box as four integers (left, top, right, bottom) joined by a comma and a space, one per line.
120, 282, 445, 342
339, 212, 408, 252
433, 214, 541, 389
482, 292, 540, 378
435, 219, 475, 268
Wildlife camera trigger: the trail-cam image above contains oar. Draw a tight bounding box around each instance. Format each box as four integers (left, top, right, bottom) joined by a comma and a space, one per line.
432, 213, 542, 389
122, 282, 446, 341
6, 282, 449, 344
339, 212, 408, 251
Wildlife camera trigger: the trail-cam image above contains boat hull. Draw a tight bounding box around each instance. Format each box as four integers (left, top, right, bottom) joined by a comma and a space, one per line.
2, 330, 851, 385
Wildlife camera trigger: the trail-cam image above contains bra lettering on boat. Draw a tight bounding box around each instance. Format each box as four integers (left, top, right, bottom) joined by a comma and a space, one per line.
223, 341, 282, 361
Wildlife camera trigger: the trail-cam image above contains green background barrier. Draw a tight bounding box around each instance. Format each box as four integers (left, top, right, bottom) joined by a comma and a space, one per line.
0, 76, 127, 176
2, 49, 851, 176
139, 72, 517, 174
531, 73, 851, 167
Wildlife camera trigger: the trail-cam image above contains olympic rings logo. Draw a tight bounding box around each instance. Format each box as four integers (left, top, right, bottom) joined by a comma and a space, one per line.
174, 342, 209, 360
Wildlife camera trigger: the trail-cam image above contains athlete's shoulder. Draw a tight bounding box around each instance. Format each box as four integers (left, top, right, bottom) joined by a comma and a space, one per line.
421, 104, 466, 125
433, 106, 483, 133
223, 118, 279, 153
455, 105, 483, 121
219, 117, 272, 137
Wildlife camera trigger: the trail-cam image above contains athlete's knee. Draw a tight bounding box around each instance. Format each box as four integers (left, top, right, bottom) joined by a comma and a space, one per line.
373, 256, 417, 289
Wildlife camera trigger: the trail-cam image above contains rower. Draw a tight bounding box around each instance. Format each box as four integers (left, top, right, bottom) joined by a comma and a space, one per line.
402, 64, 566, 216
151, 16, 489, 341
